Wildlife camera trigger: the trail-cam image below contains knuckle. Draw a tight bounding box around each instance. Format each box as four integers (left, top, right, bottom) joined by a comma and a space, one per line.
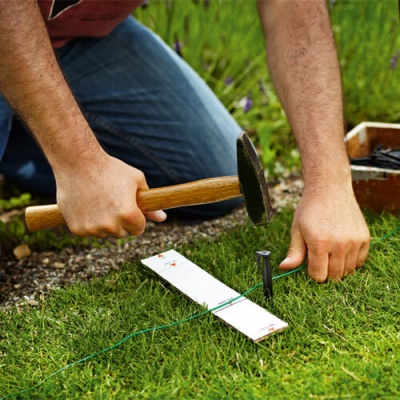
135, 171, 147, 187
335, 239, 349, 254
98, 222, 130, 239
68, 223, 88, 237
133, 225, 145, 236
107, 227, 129, 239
101, 223, 119, 236
311, 240, 330, 256
130, 219, 146, 236
120, 210, 146, 236
80, 222, 108, 238
310, 245, 331, 259
124, 226, 144, 237
121, 206, 142, 222
85, 227, 102, 238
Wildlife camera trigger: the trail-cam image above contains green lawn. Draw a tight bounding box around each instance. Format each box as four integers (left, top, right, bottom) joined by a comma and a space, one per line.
1, 211, 399, 399
1, 0, 400, 398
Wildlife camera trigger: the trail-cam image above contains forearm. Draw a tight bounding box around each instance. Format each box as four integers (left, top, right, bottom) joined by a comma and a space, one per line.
258, 1, 370, 281
257, 0, 349, 188
0, 0, 103, 174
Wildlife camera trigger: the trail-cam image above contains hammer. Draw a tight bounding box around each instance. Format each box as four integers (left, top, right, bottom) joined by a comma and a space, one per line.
25, 132, 273, 232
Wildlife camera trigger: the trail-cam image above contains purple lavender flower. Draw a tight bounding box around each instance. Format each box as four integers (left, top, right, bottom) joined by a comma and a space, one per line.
173, 41, 183, 58
225, 76, 233, 86
244, 93, 253, 113
390, 50, 399, 69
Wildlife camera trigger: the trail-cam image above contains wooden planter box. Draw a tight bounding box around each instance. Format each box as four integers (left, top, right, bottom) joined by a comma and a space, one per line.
345, 122, 400, 214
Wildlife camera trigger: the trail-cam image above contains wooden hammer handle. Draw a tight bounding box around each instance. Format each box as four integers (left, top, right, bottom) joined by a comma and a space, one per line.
25, 176, 241, 232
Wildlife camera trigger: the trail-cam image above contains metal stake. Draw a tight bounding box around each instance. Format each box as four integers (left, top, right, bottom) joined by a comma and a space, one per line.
256, 250, 273, 299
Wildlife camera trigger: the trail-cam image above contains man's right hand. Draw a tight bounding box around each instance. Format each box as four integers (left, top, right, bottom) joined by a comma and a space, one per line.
279, 178, 370, 282
55, 153, 167, 238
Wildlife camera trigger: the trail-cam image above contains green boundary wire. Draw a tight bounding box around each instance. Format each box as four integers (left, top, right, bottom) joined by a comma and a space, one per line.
0, 267, 304, 399
2, 225, 399, 399
370, 224, 400, 244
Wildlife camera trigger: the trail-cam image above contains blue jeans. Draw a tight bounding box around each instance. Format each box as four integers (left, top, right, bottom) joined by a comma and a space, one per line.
0, 16, 242, 218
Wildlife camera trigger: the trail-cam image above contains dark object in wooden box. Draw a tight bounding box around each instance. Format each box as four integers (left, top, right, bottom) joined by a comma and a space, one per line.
345, 122, 400, 214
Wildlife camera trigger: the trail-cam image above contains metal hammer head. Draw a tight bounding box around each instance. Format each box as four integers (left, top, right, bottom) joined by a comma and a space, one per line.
237, 132, 273, 225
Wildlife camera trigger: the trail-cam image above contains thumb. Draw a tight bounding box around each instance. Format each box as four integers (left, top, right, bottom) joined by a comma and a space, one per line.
145, 210, 167, 223
280, 226, 307, 270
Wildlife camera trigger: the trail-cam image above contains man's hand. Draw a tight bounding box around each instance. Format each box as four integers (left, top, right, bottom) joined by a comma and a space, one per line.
279, 182, 370, 282
56, 153, 166, 238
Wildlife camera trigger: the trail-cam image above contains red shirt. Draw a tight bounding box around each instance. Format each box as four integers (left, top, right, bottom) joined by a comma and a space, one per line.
38, 0, 143, 48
